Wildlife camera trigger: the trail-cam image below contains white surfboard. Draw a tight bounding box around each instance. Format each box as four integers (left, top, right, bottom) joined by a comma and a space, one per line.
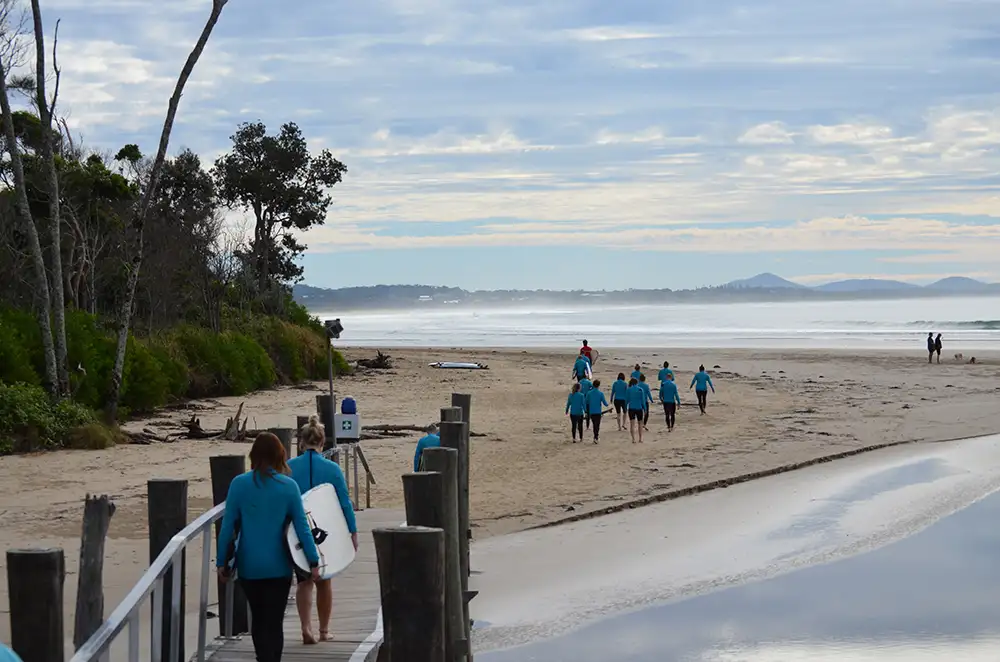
287, 483, 356, 580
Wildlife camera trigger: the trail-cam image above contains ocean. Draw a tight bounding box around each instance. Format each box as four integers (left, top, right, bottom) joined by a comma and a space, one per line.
315, 296, 1000, 350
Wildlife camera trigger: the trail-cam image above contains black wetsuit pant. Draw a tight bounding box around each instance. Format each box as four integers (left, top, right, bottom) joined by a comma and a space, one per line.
241, 576, 293, 662
590, 413, 602, 440
663, 402, 676, 428
570, 415, 584, 439
696, 390, 708, 413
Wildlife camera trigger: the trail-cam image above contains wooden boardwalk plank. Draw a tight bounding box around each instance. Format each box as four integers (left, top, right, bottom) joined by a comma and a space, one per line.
207, 509, 401, 662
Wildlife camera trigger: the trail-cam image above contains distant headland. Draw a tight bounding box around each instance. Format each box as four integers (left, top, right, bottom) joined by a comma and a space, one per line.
294, 273, 1000, 312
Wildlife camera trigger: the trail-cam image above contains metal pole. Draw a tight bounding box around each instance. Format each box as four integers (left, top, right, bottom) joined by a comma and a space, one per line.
327, 339, 334, 399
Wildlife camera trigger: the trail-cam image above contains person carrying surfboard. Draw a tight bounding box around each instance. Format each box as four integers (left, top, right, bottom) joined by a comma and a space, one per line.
289, 415, 359, 644
572, 353, 591, 382
579, 340, 596, 365
216, 432, 320, 661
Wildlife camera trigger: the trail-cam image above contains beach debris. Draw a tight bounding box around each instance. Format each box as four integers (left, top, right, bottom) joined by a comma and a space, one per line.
356, 350, 394, 370
429, 361, 488, 370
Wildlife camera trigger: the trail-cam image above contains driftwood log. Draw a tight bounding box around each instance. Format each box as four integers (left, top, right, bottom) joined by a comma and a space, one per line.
356, 350, 393, 370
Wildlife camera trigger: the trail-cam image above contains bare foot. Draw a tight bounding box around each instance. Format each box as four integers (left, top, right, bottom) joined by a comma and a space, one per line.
320, 631, 334, 642
303, 630, 318, 645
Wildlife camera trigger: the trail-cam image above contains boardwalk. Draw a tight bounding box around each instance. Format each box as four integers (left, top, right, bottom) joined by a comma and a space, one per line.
207, 509, 403, 662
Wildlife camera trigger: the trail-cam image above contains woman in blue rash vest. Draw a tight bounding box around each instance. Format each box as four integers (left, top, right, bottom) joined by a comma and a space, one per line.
572, 353, 591, 382
413, 423, 441, 472
217, 433, 319, 662
289, 415, 358, 644
565, 382, 586, 442
625, 378, 647, 443
690, 365, 716, 414
631, 364, 642, 381
660, 373, 681, 431
610, 372, 629, 431
585, 379, 610, 443
638, 373, 654, 431
658, 361, 674, 383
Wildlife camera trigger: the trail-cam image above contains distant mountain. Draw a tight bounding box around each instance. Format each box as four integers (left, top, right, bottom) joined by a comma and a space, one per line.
723, 273, 806, 289
925, 277, 995, 293
814, 279, 920, 293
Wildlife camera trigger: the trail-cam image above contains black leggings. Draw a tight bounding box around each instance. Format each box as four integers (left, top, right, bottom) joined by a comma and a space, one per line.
643, 406, 650, 426
663, 402, 676, 428
590, 414, 602, 440
240, 576, 292, 662
696, 390, 708, 413
570, 415, 584, 439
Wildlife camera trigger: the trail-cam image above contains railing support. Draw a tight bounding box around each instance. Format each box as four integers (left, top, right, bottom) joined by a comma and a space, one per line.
147, 480, 187, 662
210, 456, 248, 635
7, 548, 65, 662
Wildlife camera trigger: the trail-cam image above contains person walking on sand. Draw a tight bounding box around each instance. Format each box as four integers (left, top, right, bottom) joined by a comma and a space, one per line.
586, 379, 610, 443
935, 333, 943, 364
631, 364, 642, 381
690, 365, 715, 414
412, 423, 441, 472
610, 372, 629, 431
580, 340, 595, 365
638, 374, 654, 431
660, 373, 681, 431
289, 416, 358, 644
566, 383, 586, 442
927, 332, 935, 364
626, 378, 647, 443
573, 353, 591, 382
217, 433, 320, 662
658, 361, 674, 383
578, 375, 594, 428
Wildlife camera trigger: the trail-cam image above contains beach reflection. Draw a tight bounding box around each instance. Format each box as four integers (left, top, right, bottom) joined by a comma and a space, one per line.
481, 488, 1000, 661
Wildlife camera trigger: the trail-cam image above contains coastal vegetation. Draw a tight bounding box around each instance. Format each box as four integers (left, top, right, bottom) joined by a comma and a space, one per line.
0, 1, 348, 453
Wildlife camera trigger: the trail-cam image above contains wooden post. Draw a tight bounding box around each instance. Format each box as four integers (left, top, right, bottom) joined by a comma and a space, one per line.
373, 527, 446, 662
296, 415, 310, 453
440, 421, 470, 589
210, 456, 248, 635
7, 549, 65, 662
451, 394, 472, 576
269, 427, 294, 459
440, 406, 462, 423
148, 479, 187, 662
451, 393, 471, 427
316, 394, 335, 450
421, 448, 467, 661
73, 495, 116, 649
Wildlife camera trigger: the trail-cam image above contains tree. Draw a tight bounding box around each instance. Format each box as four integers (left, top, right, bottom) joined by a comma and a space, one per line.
103, 0, 229, 423
0, 0, 58, 394
212, 121, 346, 300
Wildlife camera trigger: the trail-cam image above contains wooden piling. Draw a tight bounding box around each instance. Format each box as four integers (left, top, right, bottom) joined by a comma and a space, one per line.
316, 394, 336, 450
449, 394, 473, 582
440, 421, 470, 588
73, 495, 116, 649
210, 456, 248, 635
373, 526, 446, 662
451, 393, 471, 428
7, 548, 65, 662
269, 427, 294, 459
421, 448, 468, 660
440, 406, 463, 423
148, 479, 187, 662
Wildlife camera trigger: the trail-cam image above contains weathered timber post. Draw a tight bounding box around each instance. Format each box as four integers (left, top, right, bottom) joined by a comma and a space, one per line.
440, 406, 463, 423
73, 494, 116, 649
451, 394, 472, 580
421, 448, 468, 661
269, 427, 294, 459
373, 526, 446, 662
439, 421, 470, 588
148, 479, 187, 662
7, 549, 65, 662
210, 455, 248, 635
316, 394, 336, 450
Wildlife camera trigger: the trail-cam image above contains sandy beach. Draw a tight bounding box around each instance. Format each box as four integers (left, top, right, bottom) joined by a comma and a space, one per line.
1, 347, 999, 647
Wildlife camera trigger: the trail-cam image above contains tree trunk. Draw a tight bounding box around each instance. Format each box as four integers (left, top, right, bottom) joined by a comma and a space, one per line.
104, 0, 230, 423
31, 2, 70, 396
0, 52, 58, 395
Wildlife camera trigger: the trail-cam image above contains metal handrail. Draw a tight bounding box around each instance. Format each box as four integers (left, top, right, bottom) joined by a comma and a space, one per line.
70, 502, 229, 662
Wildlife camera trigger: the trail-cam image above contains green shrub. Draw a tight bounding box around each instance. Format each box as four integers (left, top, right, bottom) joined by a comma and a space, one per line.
0, 382, 96, 453
0, 312, 40, 386
121, 337, 171, 413
66, 422, 124, 450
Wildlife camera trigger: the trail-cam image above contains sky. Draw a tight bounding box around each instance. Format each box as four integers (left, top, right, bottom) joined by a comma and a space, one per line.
26, 0, 1000, 290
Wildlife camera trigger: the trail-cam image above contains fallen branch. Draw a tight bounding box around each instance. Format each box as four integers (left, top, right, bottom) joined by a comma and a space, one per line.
356, 350, 393, 370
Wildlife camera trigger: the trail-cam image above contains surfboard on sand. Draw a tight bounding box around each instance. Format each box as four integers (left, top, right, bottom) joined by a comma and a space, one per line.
287, 483, 356, 580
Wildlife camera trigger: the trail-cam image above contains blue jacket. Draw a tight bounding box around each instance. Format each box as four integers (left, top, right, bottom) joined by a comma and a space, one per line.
216, 470, 319, 580
691, 371, 714, 392
289, 450, 357, 534
658, 368, 674, 382
413, 433, 441, 472
639, 381, 653, 405
631, 370, 642, 381
585, 388, 609, 415
579, 378, 593, 394
566, 391, 586, 416
626, 385, 647, 410
660, 380, 681, 405
574, 358, 590, 378
0, 645, 23, 662
610, 379, 628, 402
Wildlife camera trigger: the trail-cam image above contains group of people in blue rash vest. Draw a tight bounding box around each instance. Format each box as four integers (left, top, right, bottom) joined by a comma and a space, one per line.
566, 345, 717, 444
215, 415, 358, 660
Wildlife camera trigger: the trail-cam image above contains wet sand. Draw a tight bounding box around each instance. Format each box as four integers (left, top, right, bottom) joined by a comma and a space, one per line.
0, 347, 998, 648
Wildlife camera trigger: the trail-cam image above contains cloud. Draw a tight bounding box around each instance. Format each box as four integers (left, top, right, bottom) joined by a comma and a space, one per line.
20, 0, 1000, 287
